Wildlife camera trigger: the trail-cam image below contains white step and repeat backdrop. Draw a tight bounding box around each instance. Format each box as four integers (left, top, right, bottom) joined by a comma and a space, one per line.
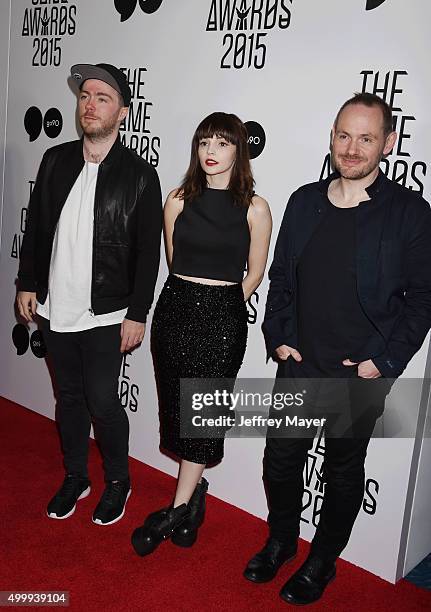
0, 0, 430, 583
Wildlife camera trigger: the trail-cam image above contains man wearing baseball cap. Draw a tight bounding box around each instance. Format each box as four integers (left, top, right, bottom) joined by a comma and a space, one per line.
17, 63, 162, 526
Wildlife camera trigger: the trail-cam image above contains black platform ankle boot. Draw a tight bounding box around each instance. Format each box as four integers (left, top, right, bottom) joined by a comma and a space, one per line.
171, 477, 209, 547
131, 503, 189, 557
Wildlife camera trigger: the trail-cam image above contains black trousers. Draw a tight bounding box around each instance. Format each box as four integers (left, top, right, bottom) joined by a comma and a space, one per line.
40, 318, 129, 481
264, 360, 390, 561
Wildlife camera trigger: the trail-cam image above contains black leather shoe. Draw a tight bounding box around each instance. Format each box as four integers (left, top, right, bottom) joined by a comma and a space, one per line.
243, 538, 298, 583
171, 477, 209, 547
279, 555, 336, 605
131, 504, 189, 556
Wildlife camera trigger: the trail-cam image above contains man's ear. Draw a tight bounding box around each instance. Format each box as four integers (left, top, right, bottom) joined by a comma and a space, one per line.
118, 107, 128, 123
383, 131, 397, 156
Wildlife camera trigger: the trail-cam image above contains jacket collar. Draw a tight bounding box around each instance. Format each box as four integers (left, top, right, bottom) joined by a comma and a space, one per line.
79, 134, 124, 166
317, 167, 390, 200
101, 134, 123, 165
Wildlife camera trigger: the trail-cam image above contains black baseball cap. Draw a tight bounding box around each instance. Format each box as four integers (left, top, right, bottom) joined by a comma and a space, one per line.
70, 63, 132, 106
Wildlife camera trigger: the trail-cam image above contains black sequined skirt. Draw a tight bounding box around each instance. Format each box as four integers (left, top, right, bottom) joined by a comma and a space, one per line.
151, 274, 248, 464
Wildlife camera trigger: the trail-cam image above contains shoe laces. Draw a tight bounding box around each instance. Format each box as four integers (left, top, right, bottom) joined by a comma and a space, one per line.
100, 481, 125, 506
59, 474, 83, 497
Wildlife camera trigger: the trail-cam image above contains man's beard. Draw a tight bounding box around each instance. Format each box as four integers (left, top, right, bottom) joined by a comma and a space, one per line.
332, 154, 381, 180
80, 115, 118, 141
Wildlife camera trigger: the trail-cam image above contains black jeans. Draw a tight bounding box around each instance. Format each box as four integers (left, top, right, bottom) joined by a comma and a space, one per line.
40, 318, 129, 481
264, 360, 390, 561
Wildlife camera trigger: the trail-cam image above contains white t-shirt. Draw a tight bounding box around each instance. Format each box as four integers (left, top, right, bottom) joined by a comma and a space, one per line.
37, 161, 127, 332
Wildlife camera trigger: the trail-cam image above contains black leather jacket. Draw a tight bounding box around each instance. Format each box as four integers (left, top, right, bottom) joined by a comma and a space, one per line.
18, 137, 162, 323
263, 171, 431, 378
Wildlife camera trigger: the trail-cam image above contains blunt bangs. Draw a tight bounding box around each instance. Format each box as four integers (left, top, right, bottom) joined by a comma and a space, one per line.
195, 113, 241, 146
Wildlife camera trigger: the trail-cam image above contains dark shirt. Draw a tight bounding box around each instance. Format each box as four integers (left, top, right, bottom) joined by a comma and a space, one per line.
295, 198, 377, 377
263, 171, 431, 378
171, 188, 250, 283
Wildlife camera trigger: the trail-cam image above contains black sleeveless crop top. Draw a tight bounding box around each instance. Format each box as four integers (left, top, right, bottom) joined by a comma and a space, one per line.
171, 188, 250, 283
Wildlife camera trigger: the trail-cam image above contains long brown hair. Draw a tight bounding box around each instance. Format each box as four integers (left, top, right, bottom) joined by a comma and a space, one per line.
176, 112, 255, 208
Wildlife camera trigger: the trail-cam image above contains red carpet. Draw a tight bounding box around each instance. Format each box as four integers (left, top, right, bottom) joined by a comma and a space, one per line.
1, 397, 430, 611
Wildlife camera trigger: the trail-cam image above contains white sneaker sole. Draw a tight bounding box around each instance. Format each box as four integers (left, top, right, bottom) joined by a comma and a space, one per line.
92, 489, 132, 526
47, 486, 91, 520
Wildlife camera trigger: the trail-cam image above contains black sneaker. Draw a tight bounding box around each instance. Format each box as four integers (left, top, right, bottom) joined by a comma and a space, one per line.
47, 474, 91, 520
92, 479, 131, 526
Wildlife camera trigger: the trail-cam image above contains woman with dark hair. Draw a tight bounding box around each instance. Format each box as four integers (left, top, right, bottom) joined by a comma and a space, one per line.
131, 112, 272, 556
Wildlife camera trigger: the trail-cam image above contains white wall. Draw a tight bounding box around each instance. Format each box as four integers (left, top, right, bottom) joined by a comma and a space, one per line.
0, 0, 430, 583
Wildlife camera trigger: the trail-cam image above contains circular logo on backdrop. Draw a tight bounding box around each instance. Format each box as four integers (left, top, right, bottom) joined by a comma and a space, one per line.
245, 121, 266, 159
24, 107, 63, 141
24, 106, 43, 142
366, 0, 387, 10
30, 330, 47, 358
139, 0, 164, 14
114, 0, 163, 21
12, 324, 47, 358
12, 324, 30, 355
44, 108, 63, 139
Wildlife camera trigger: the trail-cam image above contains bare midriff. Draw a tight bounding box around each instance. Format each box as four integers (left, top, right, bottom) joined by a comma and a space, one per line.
174, 274, 237, 286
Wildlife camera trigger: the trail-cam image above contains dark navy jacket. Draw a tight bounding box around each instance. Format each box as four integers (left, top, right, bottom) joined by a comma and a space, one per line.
263, 171, 431, 378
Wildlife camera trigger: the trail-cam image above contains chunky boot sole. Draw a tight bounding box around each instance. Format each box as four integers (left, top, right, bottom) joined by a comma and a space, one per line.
171, 530, 197, 547
171, 513, 205, 547
131, 526, 160, 557
131, 505, 189, 556
171, 525, 198, 547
